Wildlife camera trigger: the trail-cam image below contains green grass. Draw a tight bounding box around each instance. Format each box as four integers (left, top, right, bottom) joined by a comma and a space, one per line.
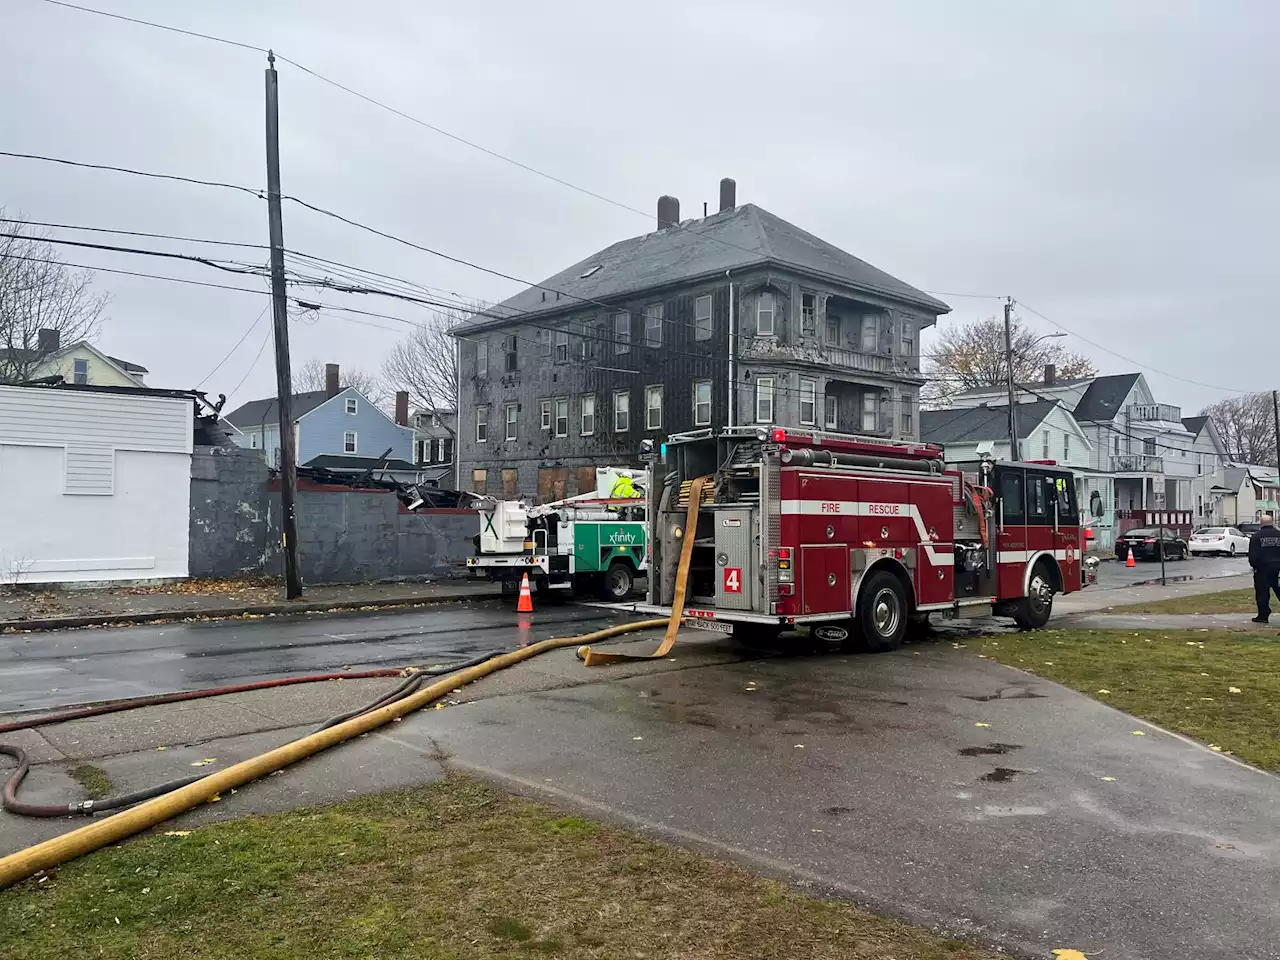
1102, 588, 1258, 615
0, 777, 997, 960
973, 628, 1280, 770
67, 764, 114, 801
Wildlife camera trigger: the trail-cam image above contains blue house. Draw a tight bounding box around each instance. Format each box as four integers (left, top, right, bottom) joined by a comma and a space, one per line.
225, 366, 413, 471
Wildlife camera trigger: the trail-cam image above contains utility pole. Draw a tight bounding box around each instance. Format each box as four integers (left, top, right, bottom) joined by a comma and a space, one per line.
265, 51, 302, 599
1003, 296, 1019, 461
1273, 389, 1280, 489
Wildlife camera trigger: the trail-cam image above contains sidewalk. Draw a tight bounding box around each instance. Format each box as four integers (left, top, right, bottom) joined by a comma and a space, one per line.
0, 579, 502, 632
1053, 571, 1254, 616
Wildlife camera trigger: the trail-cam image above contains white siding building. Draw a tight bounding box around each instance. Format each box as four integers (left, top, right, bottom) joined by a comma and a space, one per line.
0, 383, 194, 584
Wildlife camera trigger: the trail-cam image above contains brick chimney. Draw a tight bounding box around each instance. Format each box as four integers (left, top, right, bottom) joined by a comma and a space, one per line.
324, 363, 340, 397
1044, 363, 1056, 386
719, 177, 736, 212
657, 195, 680, 229
394, 391, 409, 426
37, 328, 60, 353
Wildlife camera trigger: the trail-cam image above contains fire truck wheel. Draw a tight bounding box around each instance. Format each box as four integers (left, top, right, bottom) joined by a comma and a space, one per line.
1014, 567, 1054, 629
856, 571, 909, 653
598, 561, 635, 601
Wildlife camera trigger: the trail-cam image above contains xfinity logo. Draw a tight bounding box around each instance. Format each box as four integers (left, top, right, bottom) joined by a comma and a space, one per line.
608, 531, 638, 544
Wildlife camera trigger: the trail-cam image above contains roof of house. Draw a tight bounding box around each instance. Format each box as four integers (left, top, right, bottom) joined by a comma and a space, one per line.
105, 354, 148, 374
953, 377, 1092, 399
461, 203, 948, 332
920, 400, 1060, 445
305, 454, 418, 472
3, 342, 148, 377
1071, 374, 1142, 422
1181, 416, 1209, 436
224, 390, 335, 428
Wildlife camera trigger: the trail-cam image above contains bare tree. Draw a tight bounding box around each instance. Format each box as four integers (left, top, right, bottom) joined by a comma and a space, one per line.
381, 308, 473, 435
922, 314, 1096, 408
295, 358, 384, 405
0, 212, 109, 383
1201, 393, 1277, 466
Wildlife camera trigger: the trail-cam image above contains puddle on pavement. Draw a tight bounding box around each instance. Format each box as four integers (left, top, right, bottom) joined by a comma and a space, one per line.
823, 805, 856, 817
1130, 575, 1196, 586
980, 767, 1023, 783
958, 743, 1022, 757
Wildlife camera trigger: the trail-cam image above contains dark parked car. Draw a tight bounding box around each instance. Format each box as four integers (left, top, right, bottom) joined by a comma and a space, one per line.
1236, 522, 1262, 538
1116, 527, 1188, 562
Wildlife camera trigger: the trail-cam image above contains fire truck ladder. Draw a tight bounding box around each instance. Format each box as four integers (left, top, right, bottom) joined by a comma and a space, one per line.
577, 474, 712, 666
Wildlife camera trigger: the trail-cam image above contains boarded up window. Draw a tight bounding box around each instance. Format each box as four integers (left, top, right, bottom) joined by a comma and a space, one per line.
537, 467, 569, 502
502, 468, 519, 497
471, 469, 488, 494
575, 466, 597, 497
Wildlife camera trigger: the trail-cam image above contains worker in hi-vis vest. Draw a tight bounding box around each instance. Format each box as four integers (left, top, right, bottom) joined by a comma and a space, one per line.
609, 474, 640, 498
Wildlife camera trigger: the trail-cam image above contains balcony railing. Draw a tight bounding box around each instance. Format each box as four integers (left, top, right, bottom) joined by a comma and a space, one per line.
1111, 453, 1164, 473
1128, 403, 1182, 423
824, 346, 900, 374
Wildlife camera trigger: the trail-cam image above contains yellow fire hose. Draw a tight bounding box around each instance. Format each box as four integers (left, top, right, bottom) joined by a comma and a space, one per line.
0, 474, 714, 889
578, 474, 710, 666
0, 618, 669, 890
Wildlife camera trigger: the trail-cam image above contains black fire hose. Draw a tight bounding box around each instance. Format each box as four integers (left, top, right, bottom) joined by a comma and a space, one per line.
1, 651, 504, 819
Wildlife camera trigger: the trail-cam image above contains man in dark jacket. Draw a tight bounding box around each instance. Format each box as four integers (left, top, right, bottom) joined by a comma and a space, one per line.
1247, 514, 1280, 623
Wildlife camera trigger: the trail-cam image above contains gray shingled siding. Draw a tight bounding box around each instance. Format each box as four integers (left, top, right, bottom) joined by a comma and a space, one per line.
459, 267, 928, 500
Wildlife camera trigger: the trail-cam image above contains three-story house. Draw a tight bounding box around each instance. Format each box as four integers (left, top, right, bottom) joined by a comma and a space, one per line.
455, 179, 948, 500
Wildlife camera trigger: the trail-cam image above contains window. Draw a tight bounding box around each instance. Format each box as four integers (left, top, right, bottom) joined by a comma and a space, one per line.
901, 321, 914, 356
345, 397, 358, 415
644, 304, 664, 348
472, 469, 487, 494
250, 433, 260, 449
579, 320, 597, 361
504, 403, 518, 441
800, 294, 816, 336
694, 295, 712, 340
1143, 437, 1156, 456
899, 396, 913, 435
541, 400, 552, 431
343, 431, 358, 454
693, 380, 712, 426
502, 469, 519, 497
415, 440, 428, 463
538, 330, 551, 359
824, 395, 838, 430
1042, 431, 1051, 460
1051, 474, 1079, 525
613, 390, 630, 432
554, 398, 569, 438
580, 394, 595, 435
826, 315, 839, 344
1064, 434, 1071, 461
646, 385, 663, 430
999, 468, 1025, 524
755, 377, 775, 423
1027, 472, 1049, 522
443, 437, 454, 463
475, 340, 488, 376
860, 315, 878, 352
756, 291, 775, 336
553, 328, 569, 363
503, 335, 518, 373
73, 358, 88, 384
861, 391, 878, 432
613, 311, 631, 355
799, 377, 817, 425
1196, 494, 1204, 517
475, 406, 489, 443
1197, 453, 1204, 476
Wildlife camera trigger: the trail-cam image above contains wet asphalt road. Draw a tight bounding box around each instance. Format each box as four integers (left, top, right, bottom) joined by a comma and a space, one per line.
1094, 552, 1249, 588
0, 602, 638, 714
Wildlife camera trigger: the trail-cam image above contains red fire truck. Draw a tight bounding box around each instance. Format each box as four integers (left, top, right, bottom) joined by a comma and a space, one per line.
644, 426, 1093, 650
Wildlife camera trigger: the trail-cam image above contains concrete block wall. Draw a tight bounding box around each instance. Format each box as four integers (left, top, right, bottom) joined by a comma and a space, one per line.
190, 444, 474, 583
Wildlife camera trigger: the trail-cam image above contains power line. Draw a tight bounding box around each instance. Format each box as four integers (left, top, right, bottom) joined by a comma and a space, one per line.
196, 304, 271, 389
31, 0, 266, 53
1014, 300, 1249, 395
0, 232, 267, 275
0, 216, 268, 251
0, 150, 264, 198
226, 326, 274, 402
3, 252, 271, 296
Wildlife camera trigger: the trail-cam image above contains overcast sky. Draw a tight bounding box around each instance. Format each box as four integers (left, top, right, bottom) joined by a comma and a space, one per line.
3, 0, 1276, 413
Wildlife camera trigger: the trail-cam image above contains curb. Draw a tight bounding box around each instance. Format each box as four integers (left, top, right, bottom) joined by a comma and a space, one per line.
0, 588, 503, 634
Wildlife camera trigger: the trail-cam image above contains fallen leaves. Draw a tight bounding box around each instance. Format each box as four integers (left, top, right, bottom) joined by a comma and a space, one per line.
163, 830, 191, 838
1131, 730, 1146, 736
1052, 950, 1089, 960
1099, 776, 1116, 782
1229, 686, 1242, 694
1210, 745, 1224, 752
189, 758, 216, 767
1096, 689, 1111, 695
975, 722, 991, 728
631, 736, 644, 741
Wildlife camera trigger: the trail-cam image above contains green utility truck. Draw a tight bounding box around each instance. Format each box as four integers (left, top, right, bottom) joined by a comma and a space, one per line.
466, 470, 648, 600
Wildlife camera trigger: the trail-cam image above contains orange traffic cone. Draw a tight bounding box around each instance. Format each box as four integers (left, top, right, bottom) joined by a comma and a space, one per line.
517, 573, 534, 613
1125, 550, 1136, 568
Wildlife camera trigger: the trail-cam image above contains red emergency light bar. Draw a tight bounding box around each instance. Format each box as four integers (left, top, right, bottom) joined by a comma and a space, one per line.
768, 427, 944, 461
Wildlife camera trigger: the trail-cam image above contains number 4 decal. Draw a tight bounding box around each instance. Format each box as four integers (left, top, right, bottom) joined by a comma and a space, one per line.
724, 567, 742, 593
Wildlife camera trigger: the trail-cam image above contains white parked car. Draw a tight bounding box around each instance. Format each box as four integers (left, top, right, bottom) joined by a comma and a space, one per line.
1188, 527, 1252, 557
